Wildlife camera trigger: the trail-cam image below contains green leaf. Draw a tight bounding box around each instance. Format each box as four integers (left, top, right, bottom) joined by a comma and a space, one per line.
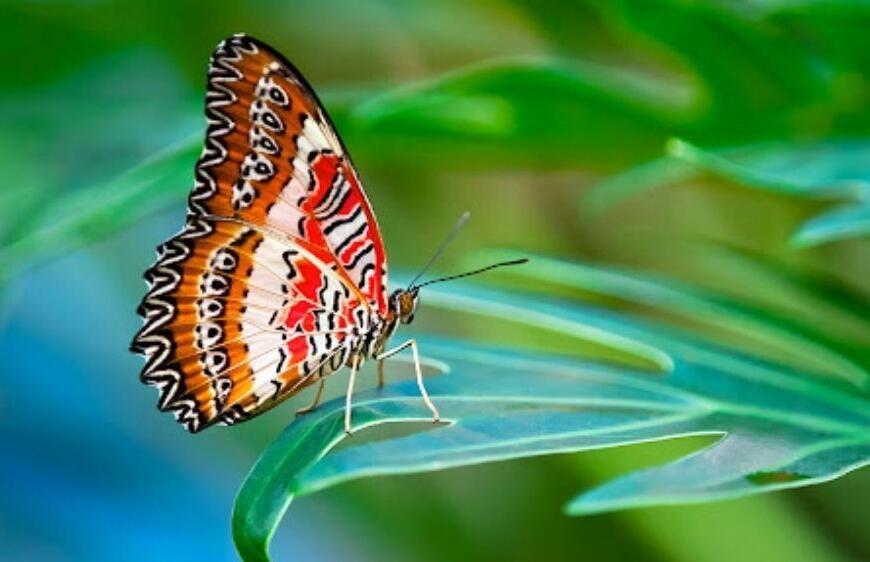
608, 0, 830, 137
584, 138, 870, 248
761, 0, 870, 80
568, 426, 868, 515
231, 275, 869, 561
484, 251, 870, 389
667, 138, 870, 246
347, 56, 684, 169
0, 134, 199, 282
581, 155, 697, 216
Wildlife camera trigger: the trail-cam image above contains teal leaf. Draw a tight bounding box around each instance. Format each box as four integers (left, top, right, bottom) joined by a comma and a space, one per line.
232, 273, 870, 562
667, 138, 870, 246
483, 251, 870, 389
569, 428, 869, 515
795, 202, 870, 247
584, 138, 870, 247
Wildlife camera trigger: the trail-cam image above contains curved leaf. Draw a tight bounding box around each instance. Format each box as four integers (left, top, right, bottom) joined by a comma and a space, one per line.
584, 138, 870, 247
484, 251, 870, 389
667, 138, 870, 246
232, 280, 870, 561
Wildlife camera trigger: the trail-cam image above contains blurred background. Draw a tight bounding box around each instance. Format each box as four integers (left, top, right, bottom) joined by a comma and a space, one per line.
1, 1, 868, 561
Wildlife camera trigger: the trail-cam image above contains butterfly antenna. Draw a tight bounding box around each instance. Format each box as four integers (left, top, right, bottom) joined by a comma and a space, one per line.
407, 211, 471, 290
412, 258, 529, 290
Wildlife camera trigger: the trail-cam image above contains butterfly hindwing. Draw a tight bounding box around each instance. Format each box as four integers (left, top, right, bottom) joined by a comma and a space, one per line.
133, 217, 366, 431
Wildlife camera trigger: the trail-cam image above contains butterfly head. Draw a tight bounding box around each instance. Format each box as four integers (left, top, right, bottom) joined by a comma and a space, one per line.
390, 288, 420, 325
392, 258, 528, 327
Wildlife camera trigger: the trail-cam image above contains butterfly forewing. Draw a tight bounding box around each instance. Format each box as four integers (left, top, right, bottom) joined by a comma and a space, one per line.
132, 34, 388, 431
190, 34, 387, 310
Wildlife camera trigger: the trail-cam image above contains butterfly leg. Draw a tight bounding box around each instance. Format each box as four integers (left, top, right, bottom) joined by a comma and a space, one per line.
376, 339, 440, 423
377, 359, 386, 389
344, 355, 361, 434
295, 378, 325, 415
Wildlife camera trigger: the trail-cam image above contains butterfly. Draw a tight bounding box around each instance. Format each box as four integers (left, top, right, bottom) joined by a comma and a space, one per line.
130, 33, 524, 434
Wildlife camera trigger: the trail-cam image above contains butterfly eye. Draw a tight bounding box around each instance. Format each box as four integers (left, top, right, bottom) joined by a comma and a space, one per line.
399, 293, 417, 316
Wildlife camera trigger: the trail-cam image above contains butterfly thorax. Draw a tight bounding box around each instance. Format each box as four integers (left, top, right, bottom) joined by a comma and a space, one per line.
357, 288, 419, 364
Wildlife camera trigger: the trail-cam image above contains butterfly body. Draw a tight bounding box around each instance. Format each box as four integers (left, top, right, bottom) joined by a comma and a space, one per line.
131, 33, 434, 433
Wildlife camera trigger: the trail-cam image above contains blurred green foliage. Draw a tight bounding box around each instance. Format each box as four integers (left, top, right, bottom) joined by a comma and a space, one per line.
1, 1, 869, 562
